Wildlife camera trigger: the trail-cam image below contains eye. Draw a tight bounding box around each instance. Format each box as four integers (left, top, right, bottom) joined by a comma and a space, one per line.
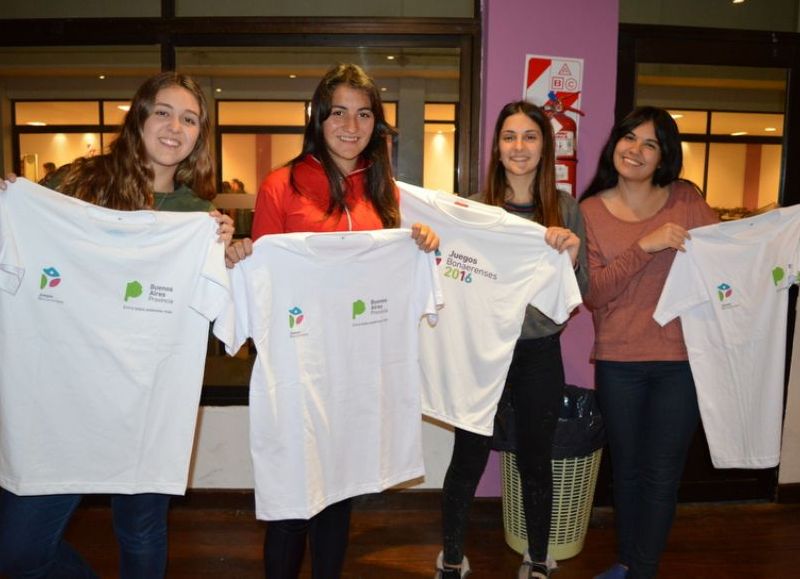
153, 109, 169, 117
643, 142, 659, 151
524, 133, 539, 142
183, 115, 198, 126
358, 111, 373, 119
622, 133, 636, 142
501, 134, 514, 142
331, 110, 345, 117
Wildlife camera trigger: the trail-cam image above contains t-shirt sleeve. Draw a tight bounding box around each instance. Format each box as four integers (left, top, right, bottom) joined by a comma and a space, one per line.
527, 248, 582, 325
0, 186, 24, 295
190, 219, 231, 322
653, 241, 707, 326
415, 247, 445, 327
212, 262, 252, 355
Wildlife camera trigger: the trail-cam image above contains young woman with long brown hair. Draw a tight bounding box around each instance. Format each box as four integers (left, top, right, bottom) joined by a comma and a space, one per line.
225, 63, 437, 579
433, 100, 587, 579
0, 71, 233, 579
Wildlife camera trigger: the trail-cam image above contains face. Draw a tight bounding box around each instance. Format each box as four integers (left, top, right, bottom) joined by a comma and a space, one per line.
141, 86, 201, 176
322, 85, 375, 173
498, 112, 543, 178
613, 120, 662, 183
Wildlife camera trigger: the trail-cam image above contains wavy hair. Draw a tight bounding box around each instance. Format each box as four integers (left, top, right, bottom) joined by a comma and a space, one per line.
581, 106, 683, 202
58, 72, 214, 210
291, 63, 399, 228
483, 100, 562, 227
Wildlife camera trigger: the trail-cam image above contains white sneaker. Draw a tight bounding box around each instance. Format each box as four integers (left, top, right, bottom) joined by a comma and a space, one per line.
434, 550, 471, 578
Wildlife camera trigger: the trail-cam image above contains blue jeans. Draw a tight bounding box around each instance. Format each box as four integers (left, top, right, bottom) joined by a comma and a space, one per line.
595, 361, 700, 579
0, 489, 170, 579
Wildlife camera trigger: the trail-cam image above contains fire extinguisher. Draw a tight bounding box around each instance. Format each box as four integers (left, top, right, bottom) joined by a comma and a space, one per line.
543, 90, 584, 196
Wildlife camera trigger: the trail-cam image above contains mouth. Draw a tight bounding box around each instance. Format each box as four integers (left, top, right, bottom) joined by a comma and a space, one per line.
620, 156, 644, 167
337, 135, 360, 144
158, 137, 182, 148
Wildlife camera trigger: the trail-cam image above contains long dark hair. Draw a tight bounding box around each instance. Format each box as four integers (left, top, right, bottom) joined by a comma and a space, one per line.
581, 106, 682, 201
58, 72, 214, 210
290, 63, 399, 228
484, 100, 561, 227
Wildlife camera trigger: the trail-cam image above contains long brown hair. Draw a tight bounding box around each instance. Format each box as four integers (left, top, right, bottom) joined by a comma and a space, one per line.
291, 63, 399, 228
58, 72, 215, 210
484, 100, 562, 227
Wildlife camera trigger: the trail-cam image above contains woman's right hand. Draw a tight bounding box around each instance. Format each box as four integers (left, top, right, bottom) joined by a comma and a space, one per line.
637, 222, 690, 253
0, 173, 18, 191
225, 238, 253, 269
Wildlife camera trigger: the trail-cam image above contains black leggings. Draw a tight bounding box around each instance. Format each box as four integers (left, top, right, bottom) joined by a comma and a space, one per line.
442, 335, 565, 564
263, 498, 353, 579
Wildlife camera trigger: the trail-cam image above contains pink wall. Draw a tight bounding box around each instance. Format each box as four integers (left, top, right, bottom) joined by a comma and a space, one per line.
476, 0, 620, 496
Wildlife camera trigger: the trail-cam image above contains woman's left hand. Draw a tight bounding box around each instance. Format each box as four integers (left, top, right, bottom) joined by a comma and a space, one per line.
545, 226, 580, 266
411, 222, 440, 252
209, 210, 235, 247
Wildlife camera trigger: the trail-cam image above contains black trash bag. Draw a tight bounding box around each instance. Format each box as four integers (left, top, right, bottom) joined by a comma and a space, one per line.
491, 383, 605, 459
552, 384, 605, 460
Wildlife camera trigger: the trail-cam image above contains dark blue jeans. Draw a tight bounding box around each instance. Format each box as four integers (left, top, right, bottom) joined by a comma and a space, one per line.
0, 489, 170, 579
595, 360, 700, 579
442, 335, 565, 565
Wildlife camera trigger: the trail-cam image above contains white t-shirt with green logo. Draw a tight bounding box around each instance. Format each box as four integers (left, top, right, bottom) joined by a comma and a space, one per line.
214, 229, 442, 520
0, 178, 229, 495
654, 205, 800, 469
398, 181, 582, 435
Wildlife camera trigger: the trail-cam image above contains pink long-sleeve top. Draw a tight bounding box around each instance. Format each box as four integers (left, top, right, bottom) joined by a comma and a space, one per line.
580, 180, 718, 361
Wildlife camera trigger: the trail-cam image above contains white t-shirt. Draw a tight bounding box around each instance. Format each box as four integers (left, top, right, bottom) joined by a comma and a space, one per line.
213, 229, 442, 520
0, 179, 229, 495
398, 182, 582, 435
654, 205, 800, 469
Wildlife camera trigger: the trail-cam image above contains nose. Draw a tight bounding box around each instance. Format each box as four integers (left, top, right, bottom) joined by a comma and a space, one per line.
168, 115, 181, 131
512, 136, 524, 150
344, 114, 358, 133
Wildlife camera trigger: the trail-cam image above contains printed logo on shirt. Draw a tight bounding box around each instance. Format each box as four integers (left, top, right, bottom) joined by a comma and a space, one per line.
443, 248, 498, 284
288, 305, 309, 337
122, 280, 175, 314
40, 266, 61, 289
434, 249, 442, 266
772, 265, 798, 291
717, 283, 733, 302
352, 299, 366, 320
289, 306, 305, 328
716, 282, 738, 310
352, 297, 390, 327
37, 266, 64, 304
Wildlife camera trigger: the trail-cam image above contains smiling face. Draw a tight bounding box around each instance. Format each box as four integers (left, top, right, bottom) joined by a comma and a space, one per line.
322, 84, 375, 174
498, 112, 544, 179
141, 86, 201, 184
613, 120, 662, 184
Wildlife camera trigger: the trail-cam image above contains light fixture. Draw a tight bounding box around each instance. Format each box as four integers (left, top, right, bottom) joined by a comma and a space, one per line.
117, 105, 130, 112
732, 0, 745, 4
27, 121, 46, 126
215, 88, 222, 93
764, 127, 777, 132
98, 75, 106, 80
380, 87, 387, 92
670, 113, 684, 120
386, 55, 396, 60
731, 131, 748, 136
289, 74, 297, 79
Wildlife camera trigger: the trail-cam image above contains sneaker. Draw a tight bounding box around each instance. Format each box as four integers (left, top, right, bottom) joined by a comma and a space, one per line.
593, 563, 628, 579
518, 549, 556, 579
434, 550, 471, 578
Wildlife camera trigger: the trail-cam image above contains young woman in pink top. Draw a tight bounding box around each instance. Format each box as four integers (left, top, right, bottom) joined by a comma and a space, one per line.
579, 107, 718, 579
